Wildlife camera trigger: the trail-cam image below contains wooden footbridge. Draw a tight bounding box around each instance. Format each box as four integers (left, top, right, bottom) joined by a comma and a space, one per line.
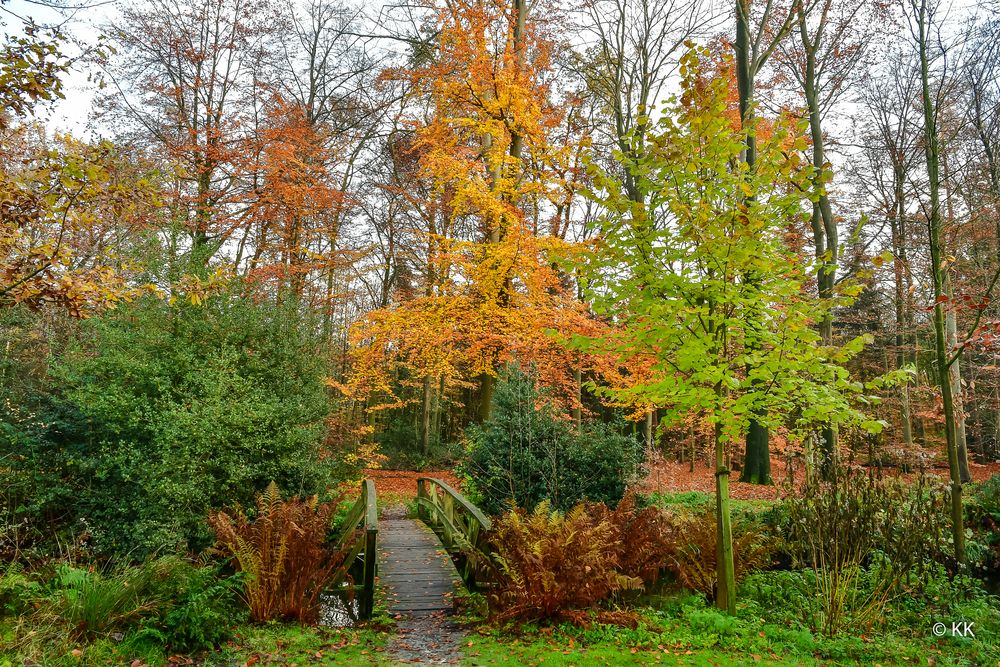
338, 477, 493, 621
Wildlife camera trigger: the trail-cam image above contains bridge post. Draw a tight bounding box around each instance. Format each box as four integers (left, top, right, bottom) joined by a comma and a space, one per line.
359, 479, 378, 620
360, 524, 377, 618
414, 477, 493, 591
416, 478, 428, 522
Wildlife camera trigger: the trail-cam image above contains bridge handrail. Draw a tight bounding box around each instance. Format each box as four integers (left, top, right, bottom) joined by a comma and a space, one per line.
333, 479, 377, 619
416, 477, 493, 589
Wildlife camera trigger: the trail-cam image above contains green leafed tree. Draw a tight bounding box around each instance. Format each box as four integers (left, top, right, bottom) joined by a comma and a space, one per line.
574, 46, 890, 614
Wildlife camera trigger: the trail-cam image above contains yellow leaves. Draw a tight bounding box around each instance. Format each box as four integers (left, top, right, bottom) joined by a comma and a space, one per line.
1, 126, 159, 315
349, 0, 597, 412
167, 268, 233, 308
871, 250, 894, 268
344, 225, 600, 412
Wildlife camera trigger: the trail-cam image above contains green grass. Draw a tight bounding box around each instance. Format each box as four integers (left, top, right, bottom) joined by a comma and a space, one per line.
462, 630, 813, 666
645, 491, 778, 513
212, 624, 392, 666
455, 594, 995, 667
0, 620, 391, 667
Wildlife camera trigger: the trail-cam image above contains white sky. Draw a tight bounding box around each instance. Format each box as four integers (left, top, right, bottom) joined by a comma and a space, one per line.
4, 0, 119, 134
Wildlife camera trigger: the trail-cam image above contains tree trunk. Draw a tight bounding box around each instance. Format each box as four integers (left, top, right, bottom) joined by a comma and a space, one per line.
945, 274, 972, 482
715, 414, 736, 615
433, 375, 445, 446
573, 367, 582, 430
478, 374, 495, 423
800, 16, 839, 475
421, 375, 433, 456
645, 409, 654, 452
890, 167, 914, 450
741, 420, 771, 484
914, 0, 965, 564
941, 133, 972, 483
735, 1, 769, 481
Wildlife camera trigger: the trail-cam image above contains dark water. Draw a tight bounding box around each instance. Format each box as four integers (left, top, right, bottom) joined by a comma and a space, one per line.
319, 585, 360, 627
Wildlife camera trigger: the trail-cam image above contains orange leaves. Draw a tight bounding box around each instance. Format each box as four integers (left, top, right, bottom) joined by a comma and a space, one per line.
392, 0, 565, 233
242, 97, 345, 295
343, 0, 591, 413
344, 227, 599, 411
255, 101, 342, 218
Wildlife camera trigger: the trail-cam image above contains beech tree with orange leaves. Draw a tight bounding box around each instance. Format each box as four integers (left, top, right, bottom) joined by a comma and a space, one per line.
347, 0, 597, 432
241, 98, 343, 298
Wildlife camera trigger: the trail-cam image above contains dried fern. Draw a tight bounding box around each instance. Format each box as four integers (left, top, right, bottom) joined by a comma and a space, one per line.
487, 497, 666, 625
209, 482, 353, 623
667, 509, 774, 601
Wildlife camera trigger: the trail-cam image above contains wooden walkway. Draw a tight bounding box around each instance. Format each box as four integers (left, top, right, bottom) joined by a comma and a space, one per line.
379, 517, 459, 616
379, 515, 464, 664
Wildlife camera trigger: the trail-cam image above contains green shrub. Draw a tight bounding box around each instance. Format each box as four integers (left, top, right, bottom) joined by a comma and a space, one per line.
460, 364, 643, 515
45, 557, 239, 644
780, 466, 955, 635
49, 562, 160, 638
969, 474, 1000, 573
739, 569, 815, 629
2, 291, 347, 557
10, 556, 241, 656
685, 606, 740, 636
139, 557, 243, 652
0, 563, 39, 618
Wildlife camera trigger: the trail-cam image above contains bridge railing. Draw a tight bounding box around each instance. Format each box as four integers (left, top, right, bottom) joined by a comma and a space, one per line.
416, 477, 493, 589
333, 479, 378, 619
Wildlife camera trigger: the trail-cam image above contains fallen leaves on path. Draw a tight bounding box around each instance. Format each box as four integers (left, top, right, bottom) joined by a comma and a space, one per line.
364, 469, 462, 499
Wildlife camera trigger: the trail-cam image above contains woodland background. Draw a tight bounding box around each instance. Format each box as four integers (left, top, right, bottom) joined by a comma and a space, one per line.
3, 0, 1000, 663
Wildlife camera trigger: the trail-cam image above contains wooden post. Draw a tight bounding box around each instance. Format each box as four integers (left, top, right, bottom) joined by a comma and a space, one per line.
443, 493, 454, 548
360, 479, 378, 619
414, 478, 494, 590
361, 526, 376, 618
417, 478, 427, 521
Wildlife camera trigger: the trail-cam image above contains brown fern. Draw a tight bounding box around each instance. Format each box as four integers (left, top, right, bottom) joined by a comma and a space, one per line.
487, 497, 669, 625
208, 482, 353, 623
666, 509, 775, 601
585, 492, 677, 586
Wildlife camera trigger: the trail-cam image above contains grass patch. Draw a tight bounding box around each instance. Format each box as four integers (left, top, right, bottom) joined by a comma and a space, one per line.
458, 593, 997, 667
0, 621, 391, 667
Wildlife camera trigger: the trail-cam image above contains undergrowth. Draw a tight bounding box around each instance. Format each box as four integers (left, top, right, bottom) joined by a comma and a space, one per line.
209, 481, 354, 623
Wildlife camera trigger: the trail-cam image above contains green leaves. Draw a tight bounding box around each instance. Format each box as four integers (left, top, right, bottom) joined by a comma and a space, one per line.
8, 292, 344, 557
573, 45, 876, 442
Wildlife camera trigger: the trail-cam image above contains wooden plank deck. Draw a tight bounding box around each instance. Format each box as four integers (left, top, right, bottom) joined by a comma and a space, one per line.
379, 518, 460, 616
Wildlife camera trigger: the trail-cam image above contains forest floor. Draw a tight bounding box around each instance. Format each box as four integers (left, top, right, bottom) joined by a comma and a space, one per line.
366, 468, 463, 501
364, 457, 1000, 503
638, 455, 1000, 500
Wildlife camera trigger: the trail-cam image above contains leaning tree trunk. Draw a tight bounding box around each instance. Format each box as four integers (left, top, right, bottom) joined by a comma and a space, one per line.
890, 165, 915, 450
945, 271, 972, 483
914, 0, 965, 564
